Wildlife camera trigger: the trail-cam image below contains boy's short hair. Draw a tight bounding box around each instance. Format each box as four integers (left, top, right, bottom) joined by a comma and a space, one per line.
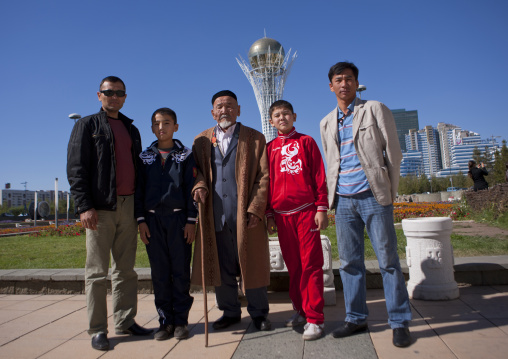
99, 76, 126, 91
269, 100, 294, 118
328, 61, 359, 82
151, 107, 177, 124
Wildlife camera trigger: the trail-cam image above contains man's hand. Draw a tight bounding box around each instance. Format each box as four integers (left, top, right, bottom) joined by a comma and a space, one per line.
138, 222, 150, 244
267, 217, 277, 235
193, 188, 208, 204
247, 213, 261, 229
315, 211, 329, 230
80, 209, 98, 230
184, 223, 196, 244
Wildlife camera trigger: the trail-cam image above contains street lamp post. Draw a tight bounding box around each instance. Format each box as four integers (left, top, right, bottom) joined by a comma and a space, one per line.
69, 113, 81, 124
357, 85, 367, 99
55, 178, 59, 228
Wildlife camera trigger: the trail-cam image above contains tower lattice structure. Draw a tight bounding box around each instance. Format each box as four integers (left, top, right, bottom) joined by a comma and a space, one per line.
236, 37, 297, 142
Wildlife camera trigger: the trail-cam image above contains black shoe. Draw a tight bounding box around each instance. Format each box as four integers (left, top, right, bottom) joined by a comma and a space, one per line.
174, 325, 189, 340
116, 321, 153, 336
332, 321, 368, 338
212, 315, 241, 330
154, 324, 174, 341
393, 327, 411, 347
91, 333, 109, 351
253, 317, 271, 331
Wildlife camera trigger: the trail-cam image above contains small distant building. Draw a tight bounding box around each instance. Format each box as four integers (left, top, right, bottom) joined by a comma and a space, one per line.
0, 183, 68, 209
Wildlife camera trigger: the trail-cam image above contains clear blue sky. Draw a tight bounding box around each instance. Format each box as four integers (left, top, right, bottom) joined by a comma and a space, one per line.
1, 0, 507, 192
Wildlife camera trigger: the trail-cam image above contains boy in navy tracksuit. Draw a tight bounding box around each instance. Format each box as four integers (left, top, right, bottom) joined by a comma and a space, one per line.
135, 107, 197, 341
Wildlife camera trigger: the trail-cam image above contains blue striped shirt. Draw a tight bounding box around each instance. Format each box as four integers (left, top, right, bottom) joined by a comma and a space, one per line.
336, 99, 370, 196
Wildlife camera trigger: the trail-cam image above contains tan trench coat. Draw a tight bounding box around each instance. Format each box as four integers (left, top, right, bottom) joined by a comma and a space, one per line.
191, 123, 270, 291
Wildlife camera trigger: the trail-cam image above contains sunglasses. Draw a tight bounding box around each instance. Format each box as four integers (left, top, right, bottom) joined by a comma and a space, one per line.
100, 90, 126, 97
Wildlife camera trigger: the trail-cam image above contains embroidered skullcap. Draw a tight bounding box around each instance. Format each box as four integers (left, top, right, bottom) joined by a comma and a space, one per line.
212, 90, 237, 105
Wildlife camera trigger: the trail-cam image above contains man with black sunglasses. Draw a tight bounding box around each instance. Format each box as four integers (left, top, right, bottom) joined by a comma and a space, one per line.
67, 76, 151, 351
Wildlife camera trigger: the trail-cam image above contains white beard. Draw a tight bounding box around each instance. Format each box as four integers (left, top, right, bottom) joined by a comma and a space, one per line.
219, 120, 233, 129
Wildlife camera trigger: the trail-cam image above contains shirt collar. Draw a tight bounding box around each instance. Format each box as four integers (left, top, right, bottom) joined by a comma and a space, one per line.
338, 97, 356, 118
278, 127, 297, 139
215, 123, 236, 137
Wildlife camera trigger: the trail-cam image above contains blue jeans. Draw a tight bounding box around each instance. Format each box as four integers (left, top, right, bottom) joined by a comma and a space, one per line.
335, 190, 411, 329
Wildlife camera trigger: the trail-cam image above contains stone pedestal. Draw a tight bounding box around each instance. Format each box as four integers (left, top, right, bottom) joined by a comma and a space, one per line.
402, 217, 459, 300
269, 235, 336, 305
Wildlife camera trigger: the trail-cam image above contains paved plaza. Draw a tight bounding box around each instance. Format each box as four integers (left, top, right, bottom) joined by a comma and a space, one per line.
1, 284, 507, 358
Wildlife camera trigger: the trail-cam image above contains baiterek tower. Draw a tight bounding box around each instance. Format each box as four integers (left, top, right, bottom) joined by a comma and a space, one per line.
236, 37, 297, 142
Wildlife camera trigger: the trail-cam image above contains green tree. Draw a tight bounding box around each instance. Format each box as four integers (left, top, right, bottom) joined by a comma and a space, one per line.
398, 175, 420, 195
482, 145, 494, 171
8, 206, 25, 216
418, 174, 430, 193
492, 148, 505, 185
452, 172, 469, 188
472, 146, 482, 163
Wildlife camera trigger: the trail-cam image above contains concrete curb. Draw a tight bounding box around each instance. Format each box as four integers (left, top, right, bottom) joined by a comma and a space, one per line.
1, 256, 507, 294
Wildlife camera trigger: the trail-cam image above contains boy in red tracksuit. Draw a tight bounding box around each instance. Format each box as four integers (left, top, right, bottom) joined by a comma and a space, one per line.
266, 100, 328, 341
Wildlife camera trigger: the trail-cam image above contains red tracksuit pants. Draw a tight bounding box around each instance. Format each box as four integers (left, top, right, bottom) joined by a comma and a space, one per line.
274, 207, 324, 324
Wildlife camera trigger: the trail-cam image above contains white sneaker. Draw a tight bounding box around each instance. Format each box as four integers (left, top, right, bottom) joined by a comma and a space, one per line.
285, 312, 306, 327
302, 323, 324, 341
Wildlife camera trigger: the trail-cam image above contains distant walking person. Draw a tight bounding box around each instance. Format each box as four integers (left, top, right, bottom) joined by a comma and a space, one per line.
320, 62, 412, 348
67, 76, 152, 351
468, 160, 489, 191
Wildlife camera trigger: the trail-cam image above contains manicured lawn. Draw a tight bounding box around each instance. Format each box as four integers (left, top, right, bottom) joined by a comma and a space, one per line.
323, 227, 508, 261
1, 225, 507, 269
0, 235, 150, 269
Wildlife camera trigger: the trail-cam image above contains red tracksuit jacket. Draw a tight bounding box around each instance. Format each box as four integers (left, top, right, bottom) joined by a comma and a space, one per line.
266, 128, 328, 217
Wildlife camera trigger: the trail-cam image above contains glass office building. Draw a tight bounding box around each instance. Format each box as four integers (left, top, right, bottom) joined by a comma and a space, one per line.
391, 108, 419, 152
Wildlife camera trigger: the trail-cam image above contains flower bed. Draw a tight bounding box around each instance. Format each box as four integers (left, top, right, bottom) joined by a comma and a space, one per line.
327, 202, 469, 225
393, 202, 469, 222
0, 223, 85, 237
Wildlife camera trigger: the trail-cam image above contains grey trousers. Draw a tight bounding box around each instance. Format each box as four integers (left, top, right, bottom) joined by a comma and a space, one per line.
215, 222, 269, 319
85, 195, 138, 336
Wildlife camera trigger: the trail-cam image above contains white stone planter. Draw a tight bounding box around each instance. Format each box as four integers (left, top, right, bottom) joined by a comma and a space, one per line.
269, 235, 336, 305
402, 217, 459, 300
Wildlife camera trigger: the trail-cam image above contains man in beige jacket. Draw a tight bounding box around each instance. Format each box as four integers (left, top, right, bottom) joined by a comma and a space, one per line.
320, 62, 412, 348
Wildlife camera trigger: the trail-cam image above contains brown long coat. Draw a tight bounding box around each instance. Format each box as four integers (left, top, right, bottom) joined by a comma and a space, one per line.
191, 123, 270, 291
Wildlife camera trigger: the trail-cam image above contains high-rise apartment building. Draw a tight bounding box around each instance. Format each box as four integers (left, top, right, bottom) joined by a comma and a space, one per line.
400, 151, 424, 177
391, 108, 419, 152
435, 129, 500, 176
404, 126, 442, 177
437, 122, 461, 169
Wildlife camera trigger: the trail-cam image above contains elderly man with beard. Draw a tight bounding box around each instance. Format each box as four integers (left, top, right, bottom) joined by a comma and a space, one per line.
191, 90, 271, 332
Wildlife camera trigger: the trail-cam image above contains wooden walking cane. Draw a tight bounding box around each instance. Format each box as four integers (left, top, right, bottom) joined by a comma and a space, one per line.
199, 201, 209, 347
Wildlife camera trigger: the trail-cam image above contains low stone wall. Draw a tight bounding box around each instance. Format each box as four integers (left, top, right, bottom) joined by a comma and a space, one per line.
464, 183, 508, 218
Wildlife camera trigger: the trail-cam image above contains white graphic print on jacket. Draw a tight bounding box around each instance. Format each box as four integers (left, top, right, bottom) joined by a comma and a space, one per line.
280, 142, 302, 175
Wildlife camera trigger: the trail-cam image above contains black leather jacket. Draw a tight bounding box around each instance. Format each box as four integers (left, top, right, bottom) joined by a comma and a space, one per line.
67, 109, 142, 214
